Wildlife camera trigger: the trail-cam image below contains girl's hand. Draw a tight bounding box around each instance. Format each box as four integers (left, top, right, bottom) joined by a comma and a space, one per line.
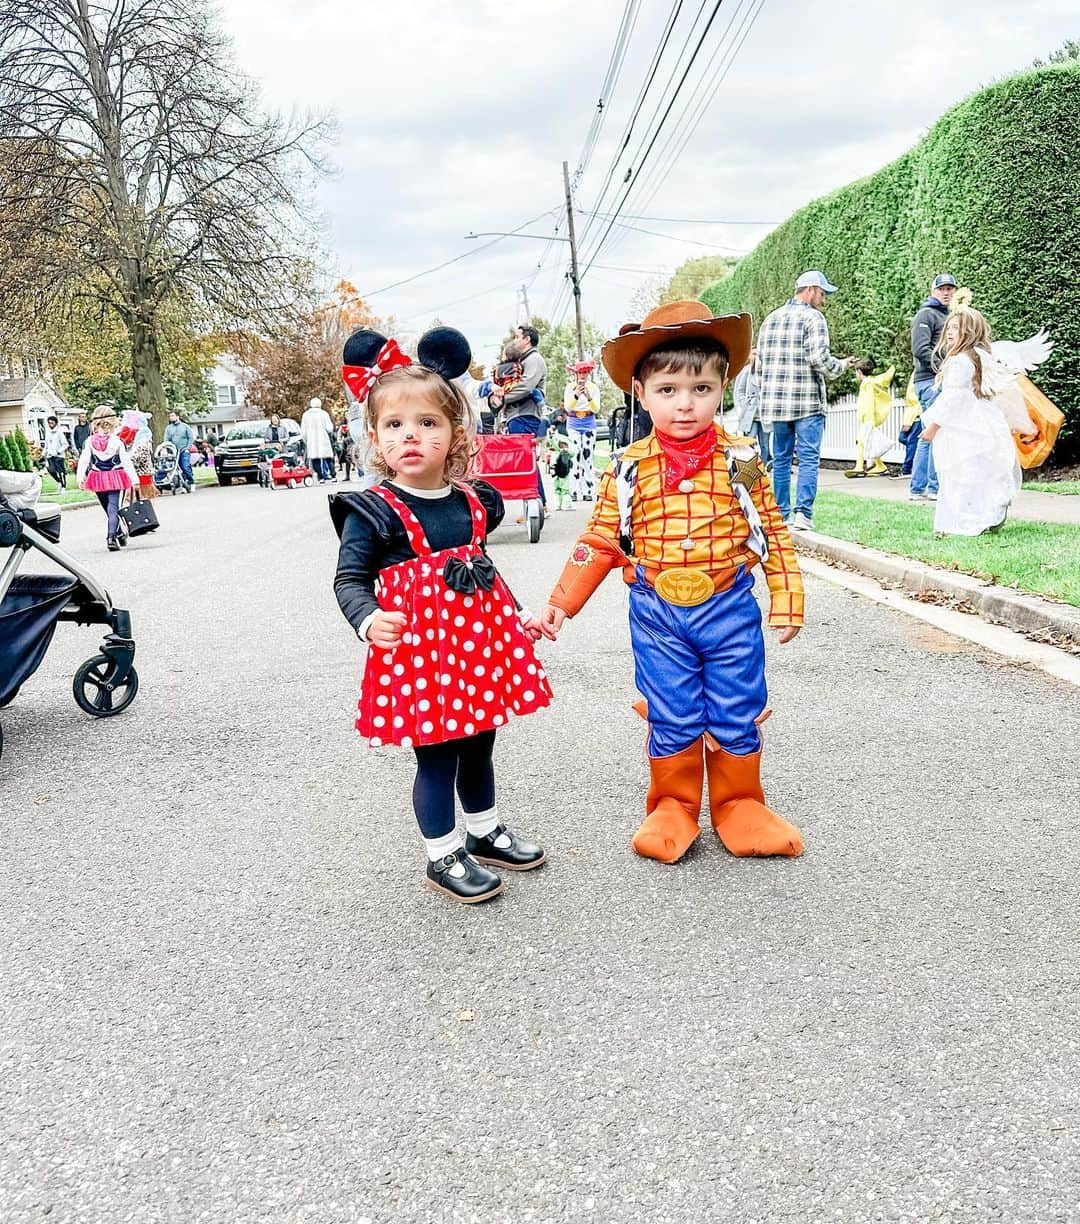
776, 625, 801, 644
521, 614, 557, 643
540, 604, 567, 638
367, 611, 407, 649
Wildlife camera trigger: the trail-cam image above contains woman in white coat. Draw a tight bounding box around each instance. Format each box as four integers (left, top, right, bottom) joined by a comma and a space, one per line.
300, 397, 335, 483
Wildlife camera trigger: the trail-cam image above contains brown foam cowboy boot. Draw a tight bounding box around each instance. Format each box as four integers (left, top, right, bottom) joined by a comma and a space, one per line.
629, 701, 704, 864
705, 734, 804, 858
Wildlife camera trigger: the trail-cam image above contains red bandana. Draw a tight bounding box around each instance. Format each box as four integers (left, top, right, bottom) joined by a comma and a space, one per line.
655, 427, 717, 491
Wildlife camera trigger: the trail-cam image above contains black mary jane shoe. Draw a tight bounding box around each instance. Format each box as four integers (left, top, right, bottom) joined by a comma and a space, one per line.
425, 851, 503, 904
107, 536, 120, 552
117, 529, 128, 547
465, 823, 547, 872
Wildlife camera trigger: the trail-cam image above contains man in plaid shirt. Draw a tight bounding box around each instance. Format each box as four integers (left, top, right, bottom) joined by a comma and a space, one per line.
757, 270, 854, 529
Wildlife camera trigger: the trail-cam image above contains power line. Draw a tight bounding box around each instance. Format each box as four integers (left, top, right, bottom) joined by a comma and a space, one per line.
359, 205, 560, 299
575, 0, 689, 253
397, 278, 524, 324
584, 0, 766, 273
581, 1, 731, 278
583, 211, 778, 225
608, 218, 748, 252
572, 0, 642, 187
625, 0, 767, 231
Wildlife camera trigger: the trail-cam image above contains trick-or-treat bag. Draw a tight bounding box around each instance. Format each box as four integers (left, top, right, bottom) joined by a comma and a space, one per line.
1013, 374, 1064, 470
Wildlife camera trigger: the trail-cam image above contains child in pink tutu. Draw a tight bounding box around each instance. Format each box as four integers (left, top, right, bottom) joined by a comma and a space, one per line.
77, 403, 137, 551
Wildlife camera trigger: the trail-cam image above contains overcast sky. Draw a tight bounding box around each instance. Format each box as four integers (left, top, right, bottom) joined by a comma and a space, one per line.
219, 0, 1073, 366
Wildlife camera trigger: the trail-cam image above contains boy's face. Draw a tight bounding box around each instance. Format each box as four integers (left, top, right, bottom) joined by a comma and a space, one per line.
633, 362, 727, 439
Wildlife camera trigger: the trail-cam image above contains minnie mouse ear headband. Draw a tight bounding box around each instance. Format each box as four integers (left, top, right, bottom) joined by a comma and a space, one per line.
567, 359, 596, 376
342, 326, 472, 405
601, 301, 752, 393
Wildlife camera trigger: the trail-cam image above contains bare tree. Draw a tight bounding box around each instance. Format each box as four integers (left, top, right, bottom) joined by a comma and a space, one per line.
0, 0, 331, 436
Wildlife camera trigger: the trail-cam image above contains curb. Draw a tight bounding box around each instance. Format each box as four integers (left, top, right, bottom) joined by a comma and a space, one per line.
794, 529, 1080, 644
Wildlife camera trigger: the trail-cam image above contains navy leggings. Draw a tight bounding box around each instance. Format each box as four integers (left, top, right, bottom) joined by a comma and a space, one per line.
96, 490, 121, 538
412, 731, 496, 838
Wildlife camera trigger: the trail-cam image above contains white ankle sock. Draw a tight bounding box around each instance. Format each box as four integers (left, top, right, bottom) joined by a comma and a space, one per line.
464, 806, 500, 840
424, 830, 463, 862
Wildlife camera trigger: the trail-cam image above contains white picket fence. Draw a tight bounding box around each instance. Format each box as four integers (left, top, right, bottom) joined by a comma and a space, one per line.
819, 394, 907, 463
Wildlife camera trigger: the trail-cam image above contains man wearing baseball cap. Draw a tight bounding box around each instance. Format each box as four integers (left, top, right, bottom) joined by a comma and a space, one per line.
906, 274, 957, 500
756, 270, 854, 529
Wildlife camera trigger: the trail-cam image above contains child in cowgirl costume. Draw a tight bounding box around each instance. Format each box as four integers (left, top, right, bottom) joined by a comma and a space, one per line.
331, 325, 553, 904
541, 302, 805, 865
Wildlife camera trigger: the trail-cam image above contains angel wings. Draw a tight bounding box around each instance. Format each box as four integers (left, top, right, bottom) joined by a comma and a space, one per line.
976, 329, 1054, 436
986, 328, 1054, 373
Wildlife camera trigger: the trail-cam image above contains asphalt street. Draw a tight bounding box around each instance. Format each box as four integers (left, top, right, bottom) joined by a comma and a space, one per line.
2, 479, 1079, 1224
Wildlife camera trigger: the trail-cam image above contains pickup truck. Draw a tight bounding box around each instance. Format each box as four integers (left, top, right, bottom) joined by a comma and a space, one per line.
215, 420, 300, 485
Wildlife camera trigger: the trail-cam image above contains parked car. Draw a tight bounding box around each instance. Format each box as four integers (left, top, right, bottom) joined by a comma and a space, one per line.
215, 419, 300, 485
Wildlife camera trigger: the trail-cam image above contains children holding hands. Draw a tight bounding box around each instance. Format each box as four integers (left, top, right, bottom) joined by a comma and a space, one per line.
333, 304, 807, 907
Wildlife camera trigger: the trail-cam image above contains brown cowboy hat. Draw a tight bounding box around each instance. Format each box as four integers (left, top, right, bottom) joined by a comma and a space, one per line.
601, 300, 752, 393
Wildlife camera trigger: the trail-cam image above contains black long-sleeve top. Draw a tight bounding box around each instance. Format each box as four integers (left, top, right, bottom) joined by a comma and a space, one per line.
330, 480, 505, 635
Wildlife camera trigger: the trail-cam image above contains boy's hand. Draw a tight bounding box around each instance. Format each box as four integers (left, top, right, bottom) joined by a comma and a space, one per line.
520, 614, 557, 643
540, 604, 567, 637
776, 625, 801, 644
367, 611, 407, 649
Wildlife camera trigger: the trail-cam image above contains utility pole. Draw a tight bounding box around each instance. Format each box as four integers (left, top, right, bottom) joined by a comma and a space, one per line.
520, 283, 531, 322
562, 159, 585, 362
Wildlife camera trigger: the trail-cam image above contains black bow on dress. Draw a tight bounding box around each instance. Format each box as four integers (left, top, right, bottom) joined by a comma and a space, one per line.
443, 554, 497, 594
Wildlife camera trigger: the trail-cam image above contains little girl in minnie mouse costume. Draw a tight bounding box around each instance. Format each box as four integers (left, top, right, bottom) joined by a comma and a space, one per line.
331, 325, 553, 904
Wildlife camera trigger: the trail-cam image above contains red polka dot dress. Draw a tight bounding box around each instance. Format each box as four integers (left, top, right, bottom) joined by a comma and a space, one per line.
357, 483, 552, 748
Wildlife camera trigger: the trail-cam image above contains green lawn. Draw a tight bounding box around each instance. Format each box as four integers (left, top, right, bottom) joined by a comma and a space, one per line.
812, 490, 1080, 607
1025, 481, 1080, 496
38, 461, 217, 504
39, 474, 95, 505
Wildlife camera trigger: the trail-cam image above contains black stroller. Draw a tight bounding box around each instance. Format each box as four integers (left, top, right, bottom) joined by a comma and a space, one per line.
0, 493, 138, 758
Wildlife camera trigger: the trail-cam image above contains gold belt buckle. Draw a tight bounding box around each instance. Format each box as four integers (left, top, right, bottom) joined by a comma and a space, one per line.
653, 567, 714, 607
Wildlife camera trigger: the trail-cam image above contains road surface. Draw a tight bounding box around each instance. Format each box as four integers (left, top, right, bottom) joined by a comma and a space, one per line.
3, 481, 1078, 1223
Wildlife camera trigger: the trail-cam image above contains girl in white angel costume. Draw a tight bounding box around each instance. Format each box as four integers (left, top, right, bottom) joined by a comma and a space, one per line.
921, 304, 1051, 536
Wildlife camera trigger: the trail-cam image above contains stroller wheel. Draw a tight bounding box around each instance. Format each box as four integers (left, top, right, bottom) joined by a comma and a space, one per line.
73, 654, 140, 717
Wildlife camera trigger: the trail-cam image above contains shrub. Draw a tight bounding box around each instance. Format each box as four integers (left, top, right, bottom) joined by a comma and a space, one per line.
11, 428, 33, 471
702, 63, 1080, 464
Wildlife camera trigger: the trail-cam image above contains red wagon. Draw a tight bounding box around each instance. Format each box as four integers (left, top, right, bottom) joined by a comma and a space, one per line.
470, 433, 544, 543
266, 454, 315, 489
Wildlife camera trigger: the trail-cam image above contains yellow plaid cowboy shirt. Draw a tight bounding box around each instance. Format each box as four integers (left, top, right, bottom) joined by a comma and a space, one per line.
585, 424, 804, 627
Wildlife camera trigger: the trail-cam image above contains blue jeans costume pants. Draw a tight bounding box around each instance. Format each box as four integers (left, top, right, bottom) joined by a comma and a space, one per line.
911, 381, 940, 495
769, 412, 825, 521
506, 414, 546, 505
628, 566, 766, 759
177, 447, 194, 488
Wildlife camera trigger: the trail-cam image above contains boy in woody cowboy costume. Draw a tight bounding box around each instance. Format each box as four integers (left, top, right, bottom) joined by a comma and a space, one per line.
540, 302, 805, 864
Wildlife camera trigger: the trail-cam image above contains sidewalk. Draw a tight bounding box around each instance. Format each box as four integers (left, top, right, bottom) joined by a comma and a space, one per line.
816, 468, 1080, 525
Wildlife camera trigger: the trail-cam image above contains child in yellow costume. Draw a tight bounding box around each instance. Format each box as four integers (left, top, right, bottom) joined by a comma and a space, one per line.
540, 302, 805, 865
845, 359, 895, 477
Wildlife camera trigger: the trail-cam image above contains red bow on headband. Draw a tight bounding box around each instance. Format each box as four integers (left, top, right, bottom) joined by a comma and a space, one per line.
341, 339, 412, 403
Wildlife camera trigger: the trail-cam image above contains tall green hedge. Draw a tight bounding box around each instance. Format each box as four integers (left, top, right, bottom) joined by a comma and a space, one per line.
702, 63, 1080, 465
